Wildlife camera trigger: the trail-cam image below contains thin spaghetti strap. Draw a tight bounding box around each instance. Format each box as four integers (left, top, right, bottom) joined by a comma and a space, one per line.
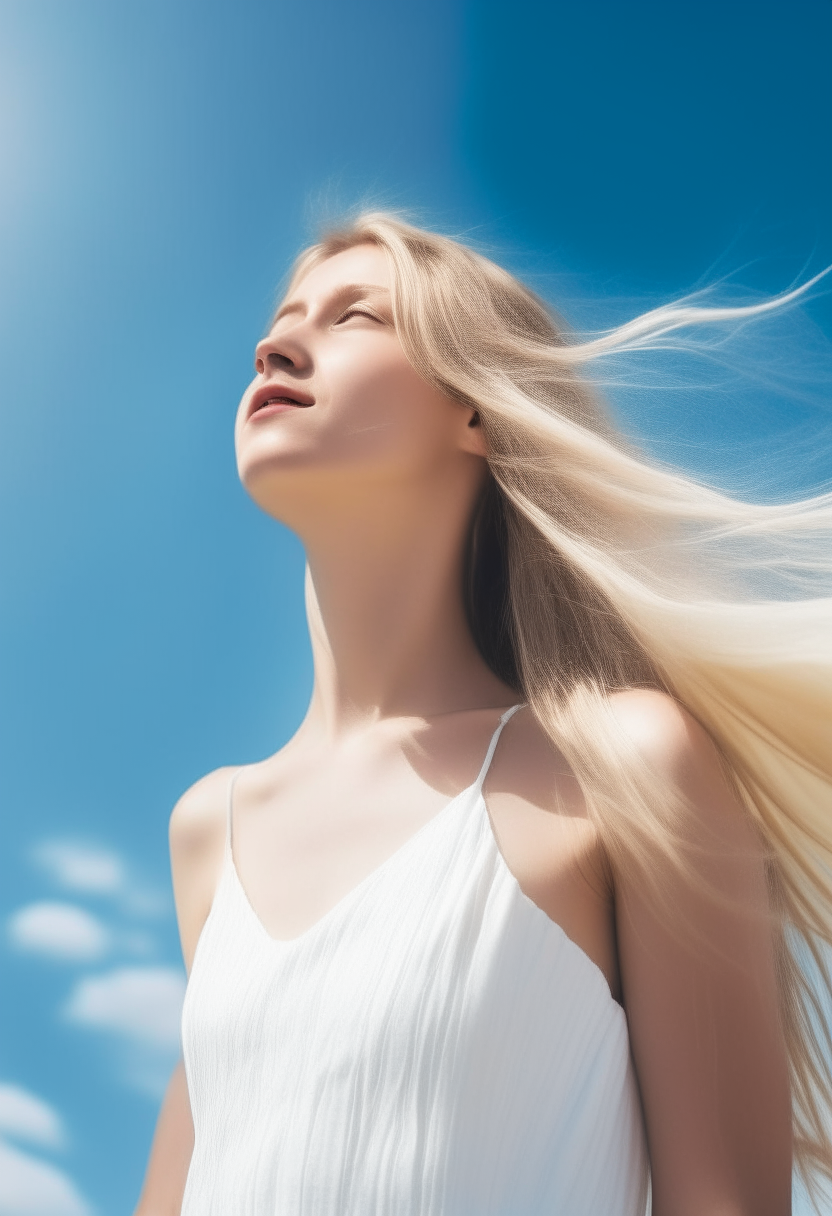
473, 703, 525, 792
226, 768, 244, 853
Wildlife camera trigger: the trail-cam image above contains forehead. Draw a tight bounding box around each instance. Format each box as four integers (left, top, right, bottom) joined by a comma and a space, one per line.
286, 243, 392, 306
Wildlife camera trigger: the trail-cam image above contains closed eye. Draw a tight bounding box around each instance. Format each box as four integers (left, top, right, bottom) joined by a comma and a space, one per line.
334, 307, 383, 325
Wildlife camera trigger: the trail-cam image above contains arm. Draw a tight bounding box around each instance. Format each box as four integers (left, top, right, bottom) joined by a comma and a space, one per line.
612, 692, 792, 1216
133, 767, 232, 1216
133, 1062, 193, 1216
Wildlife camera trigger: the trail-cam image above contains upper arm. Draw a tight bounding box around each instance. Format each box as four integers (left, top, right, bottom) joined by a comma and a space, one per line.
133, 770, 231, 1215
610, 691, 791, 1216
133, 1060, 194, 1216
169, 766, 234, 974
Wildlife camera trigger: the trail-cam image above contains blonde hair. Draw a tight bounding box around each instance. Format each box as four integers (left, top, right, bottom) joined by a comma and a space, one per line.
287, 214, 832, 1196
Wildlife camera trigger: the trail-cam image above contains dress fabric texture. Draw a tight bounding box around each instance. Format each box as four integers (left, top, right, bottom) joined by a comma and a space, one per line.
180, 706, 650, 1215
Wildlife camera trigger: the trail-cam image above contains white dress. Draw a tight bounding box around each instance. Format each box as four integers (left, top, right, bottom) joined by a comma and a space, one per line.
181, 705, 650, 1215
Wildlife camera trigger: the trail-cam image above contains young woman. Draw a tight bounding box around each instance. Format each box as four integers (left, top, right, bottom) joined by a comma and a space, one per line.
134, 215, 832, 1216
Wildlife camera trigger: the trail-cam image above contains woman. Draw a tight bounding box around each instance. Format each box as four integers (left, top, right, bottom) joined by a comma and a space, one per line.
135, 214, 831, 1215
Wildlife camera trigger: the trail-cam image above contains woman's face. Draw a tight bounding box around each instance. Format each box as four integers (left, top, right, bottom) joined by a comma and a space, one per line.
235, 243, 485, 526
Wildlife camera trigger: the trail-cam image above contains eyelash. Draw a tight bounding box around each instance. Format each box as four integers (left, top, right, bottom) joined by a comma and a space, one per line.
335, 307, 378, 325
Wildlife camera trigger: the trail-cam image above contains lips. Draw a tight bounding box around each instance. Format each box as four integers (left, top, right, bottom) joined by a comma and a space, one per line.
248, 382, 315, 419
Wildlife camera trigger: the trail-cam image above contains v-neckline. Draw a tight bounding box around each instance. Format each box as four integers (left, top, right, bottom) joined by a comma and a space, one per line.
226, 778, 481, 951
222, 704, 524, 953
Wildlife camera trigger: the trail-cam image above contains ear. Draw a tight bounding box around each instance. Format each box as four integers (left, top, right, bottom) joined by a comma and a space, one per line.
459, 408, 488, 457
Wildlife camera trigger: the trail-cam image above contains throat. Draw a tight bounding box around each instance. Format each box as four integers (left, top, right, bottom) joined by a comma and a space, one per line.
301, 515, 511, 727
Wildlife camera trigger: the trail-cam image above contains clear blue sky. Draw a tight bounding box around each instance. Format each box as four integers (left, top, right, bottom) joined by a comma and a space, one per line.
0, 2, 829, 1212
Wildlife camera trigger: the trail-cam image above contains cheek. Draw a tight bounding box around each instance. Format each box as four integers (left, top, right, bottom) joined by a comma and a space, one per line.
233, 342, 462, 508
324, 347, 457, 469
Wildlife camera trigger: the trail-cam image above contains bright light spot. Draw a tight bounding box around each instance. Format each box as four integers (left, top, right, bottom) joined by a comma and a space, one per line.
0, 1138, 91, 1216
64, 965, 185, 1051
34, 841, 125, 895
7, 903, 109, 964
0, 1084, 64, 1151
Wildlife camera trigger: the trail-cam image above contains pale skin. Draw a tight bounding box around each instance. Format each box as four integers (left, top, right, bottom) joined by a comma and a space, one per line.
135, 245, 792, 1216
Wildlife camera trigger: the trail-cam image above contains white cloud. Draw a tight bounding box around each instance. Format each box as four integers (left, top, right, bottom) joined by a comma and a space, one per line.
32, 839, 170, 920
64, 966, 185, 1098
33, 842, 124, 896
7, 904, 109, 964
64, 966, 184, 1052
0, 1138, 92, 1216
0, 1085, 64, 1151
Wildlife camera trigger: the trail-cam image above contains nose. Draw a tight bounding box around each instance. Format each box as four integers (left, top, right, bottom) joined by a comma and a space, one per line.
254, 327, 311, 377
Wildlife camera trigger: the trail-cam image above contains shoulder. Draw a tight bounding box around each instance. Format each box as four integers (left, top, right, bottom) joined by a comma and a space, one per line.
169, 766, 238, 972
169, 766, 237, 858
605, 688, 744, 837
607, 688, 713, 767
604, 693, 769, 964
500, 691, 754, 880
496, 692, 724, 807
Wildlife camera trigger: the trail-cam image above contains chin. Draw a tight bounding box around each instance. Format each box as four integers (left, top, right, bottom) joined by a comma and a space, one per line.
238, 455, 328, 526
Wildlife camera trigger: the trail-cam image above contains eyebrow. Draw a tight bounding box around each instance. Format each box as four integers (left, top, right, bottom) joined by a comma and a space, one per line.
273, 282, 392, 325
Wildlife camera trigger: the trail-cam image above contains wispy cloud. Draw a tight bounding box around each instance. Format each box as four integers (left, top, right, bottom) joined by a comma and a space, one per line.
9, 837, 184, 1099
64, 966, 185, 1098
0, 1082, 92, 1216
64, 966, 184, 1050
0, 1140, 92, 1216
7, 903, 110, 963
32, 839, 171, 919
33, 842, 125, 896
0, 1083, 65, 1150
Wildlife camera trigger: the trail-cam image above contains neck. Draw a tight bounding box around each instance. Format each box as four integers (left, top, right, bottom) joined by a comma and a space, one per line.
297, 478, 513, 737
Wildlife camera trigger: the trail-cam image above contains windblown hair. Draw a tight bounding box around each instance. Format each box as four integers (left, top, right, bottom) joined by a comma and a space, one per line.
287, 214, 832, 1197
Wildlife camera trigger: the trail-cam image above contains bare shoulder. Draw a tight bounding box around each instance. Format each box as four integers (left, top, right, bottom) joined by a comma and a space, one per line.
169, 765, 236, 859
495, 691, 742, 839
493, 691, 758, 894
169, 766, 237, 972
607, 688, 714, 767
606, 688, 747, 838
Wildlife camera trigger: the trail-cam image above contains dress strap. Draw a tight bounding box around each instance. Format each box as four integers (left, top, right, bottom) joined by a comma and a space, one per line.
226, 767, 244, 853
223, 710, 524, 849
473, 703, 525, 792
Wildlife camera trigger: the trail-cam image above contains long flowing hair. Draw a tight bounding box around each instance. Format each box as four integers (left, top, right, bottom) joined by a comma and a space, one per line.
285, 214, 832, 1196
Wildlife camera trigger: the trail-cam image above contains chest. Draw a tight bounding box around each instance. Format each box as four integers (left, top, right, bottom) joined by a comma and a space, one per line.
181, 805, 646, 1216
230, 763, 620, 1000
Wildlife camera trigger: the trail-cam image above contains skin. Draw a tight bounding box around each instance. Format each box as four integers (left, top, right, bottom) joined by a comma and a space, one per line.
134, 245, 792, 1216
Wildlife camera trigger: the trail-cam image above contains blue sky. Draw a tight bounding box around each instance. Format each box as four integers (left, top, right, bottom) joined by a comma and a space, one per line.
0, 1, 829, 1212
